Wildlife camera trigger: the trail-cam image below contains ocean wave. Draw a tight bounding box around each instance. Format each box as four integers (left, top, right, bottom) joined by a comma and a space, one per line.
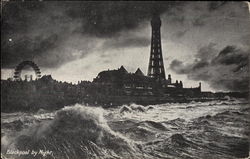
163, 118, 186, 126
2, 104, 141, 159
2, 120, 25, 131
119, 104, 147, 115
2, 101, 249, 159
119, 104, 156, 115
140, 133, 199, 159
139, 121, 168, 131
119, 105, 132, 114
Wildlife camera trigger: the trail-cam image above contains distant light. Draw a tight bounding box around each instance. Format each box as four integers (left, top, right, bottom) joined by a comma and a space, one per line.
8, 38, 12, 42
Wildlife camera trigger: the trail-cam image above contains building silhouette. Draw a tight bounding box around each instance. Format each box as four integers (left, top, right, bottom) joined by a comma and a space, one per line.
90, 14, 204, 101
2, 14, 216, 111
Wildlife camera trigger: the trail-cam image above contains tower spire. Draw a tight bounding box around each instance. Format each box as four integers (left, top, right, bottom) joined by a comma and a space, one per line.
147, 14, 166, 80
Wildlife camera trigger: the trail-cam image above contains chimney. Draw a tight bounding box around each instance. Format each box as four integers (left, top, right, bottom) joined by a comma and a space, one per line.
168, 74, 172, 83
180, 81, 183, 88
25, 75, 28, 81
199, 82, 201, 92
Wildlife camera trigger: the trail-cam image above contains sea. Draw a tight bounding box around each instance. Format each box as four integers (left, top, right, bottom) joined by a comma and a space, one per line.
1, 98, 250, 159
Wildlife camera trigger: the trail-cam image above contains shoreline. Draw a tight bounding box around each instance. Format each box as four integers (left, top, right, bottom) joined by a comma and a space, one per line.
2, 96, 248, 113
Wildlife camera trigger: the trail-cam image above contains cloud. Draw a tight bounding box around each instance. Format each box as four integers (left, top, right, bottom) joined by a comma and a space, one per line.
192, 15, 206, 27
102, 37, 150, 50
1, 1, 249, 91
64, 1, 183, 37
170, 44, 249, 92
173, 30, 188, 38
195, 43, 218, 60
1, 2, 87, 69
169, 60, 189, 74
240, 34, 250, 47
208, 2, 228, 11
1, 1, 183, 69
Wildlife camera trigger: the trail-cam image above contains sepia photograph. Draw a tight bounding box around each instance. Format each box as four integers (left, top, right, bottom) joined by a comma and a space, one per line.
1, 1, 250, 159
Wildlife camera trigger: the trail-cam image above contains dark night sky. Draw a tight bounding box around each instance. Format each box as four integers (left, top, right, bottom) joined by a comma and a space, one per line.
1, 1, 250, 92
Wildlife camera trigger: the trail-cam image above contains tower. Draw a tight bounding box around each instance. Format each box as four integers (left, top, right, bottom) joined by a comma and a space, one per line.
147, 14, 166, 80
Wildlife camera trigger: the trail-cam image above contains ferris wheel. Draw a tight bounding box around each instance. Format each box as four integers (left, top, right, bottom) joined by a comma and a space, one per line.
13, 61, 41, 81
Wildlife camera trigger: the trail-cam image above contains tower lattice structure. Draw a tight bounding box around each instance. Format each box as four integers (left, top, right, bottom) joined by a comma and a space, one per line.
147, 14, 166, 80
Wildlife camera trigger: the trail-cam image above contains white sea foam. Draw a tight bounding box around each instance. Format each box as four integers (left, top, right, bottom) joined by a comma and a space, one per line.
1, 101, 249, 159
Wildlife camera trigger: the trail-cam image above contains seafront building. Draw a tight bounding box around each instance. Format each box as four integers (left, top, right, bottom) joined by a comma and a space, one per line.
3, 14, 238, 111
92, 14, 201, 98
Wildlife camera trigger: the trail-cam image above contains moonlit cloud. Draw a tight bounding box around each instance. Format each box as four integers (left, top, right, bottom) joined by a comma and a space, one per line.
1, 1, 249, 92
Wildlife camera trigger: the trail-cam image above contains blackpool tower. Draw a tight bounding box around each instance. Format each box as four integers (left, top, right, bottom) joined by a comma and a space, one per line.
147, 14, 166, 80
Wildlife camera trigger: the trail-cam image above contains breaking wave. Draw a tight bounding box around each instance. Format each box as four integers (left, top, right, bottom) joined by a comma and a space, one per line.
2, 105, 143, 159
1, 100, 249, 159
119, 104, 152, 114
